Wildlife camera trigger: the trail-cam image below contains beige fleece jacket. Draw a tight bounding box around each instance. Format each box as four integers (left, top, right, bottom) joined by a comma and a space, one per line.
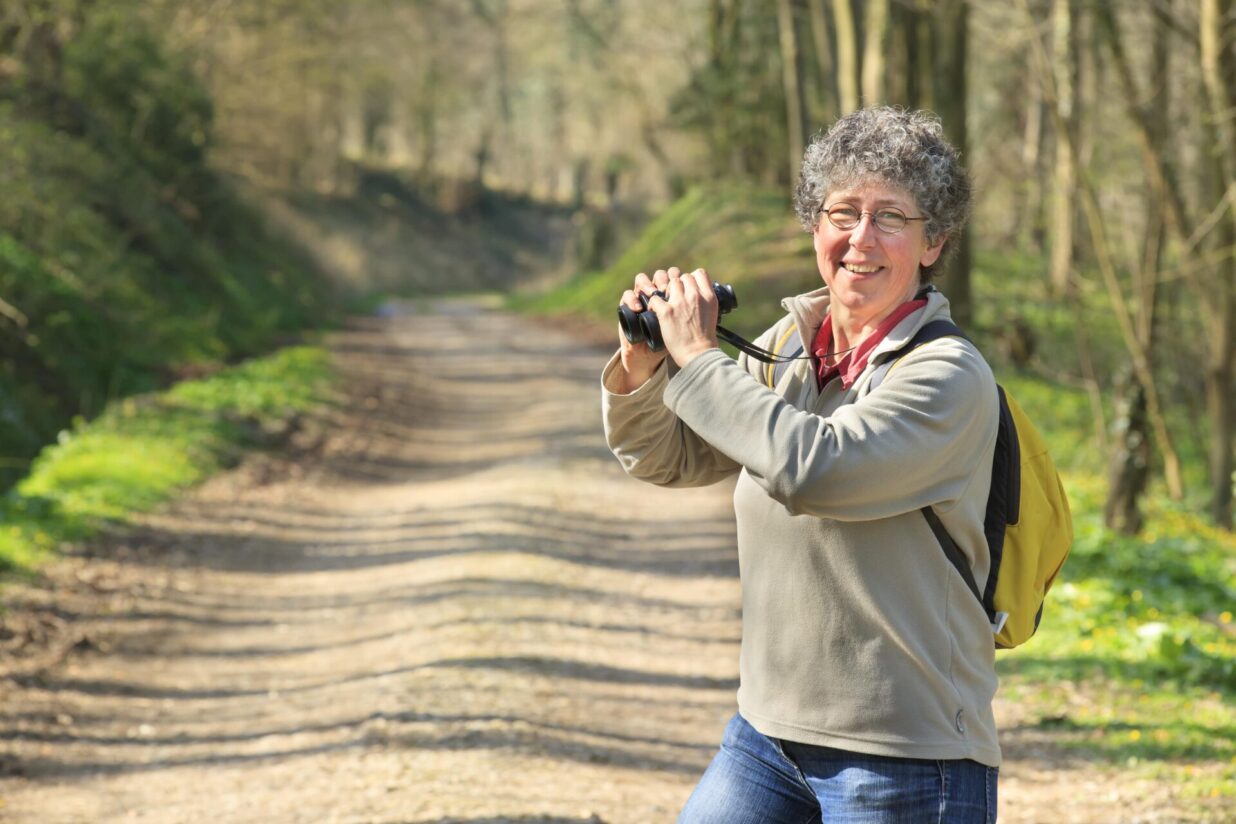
601, 287, 1002, 766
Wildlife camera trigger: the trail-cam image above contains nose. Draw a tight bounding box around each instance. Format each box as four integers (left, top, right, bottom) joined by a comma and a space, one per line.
848, 211, 878, 248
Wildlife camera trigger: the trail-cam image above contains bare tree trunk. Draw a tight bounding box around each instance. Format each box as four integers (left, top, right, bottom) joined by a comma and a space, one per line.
884, 1, 909, 106
1079, 0, 1195, 501
707, 0, 742, 177
777, 0, 807, 181
1137, 8, 1169, 348
931, 0, 971, 328
1021, 68, 1046, 252
1105, 373, 1152, 534
806, 0, 838, 125
474, 129, 491, 192
1061, 0, 1106, 454
1022, 0, 1190, 503
832, 0, 860, 115
415, 56, 440, 180
1105, 2, 1169, 532
471, 0, 512, 184
861, 0, 889, 106
1093, 4, 1192, 241
1200, 0, 1236, 529
1048, 0, 1079, 297
1201, 160, 1235, 530
885, 1, 927, 108
1073, 4, 1096, 264
911, 0, 935, 110
1091, 0, 1236, 517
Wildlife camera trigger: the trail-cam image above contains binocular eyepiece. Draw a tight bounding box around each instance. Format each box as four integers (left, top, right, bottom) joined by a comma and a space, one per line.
617, 282, 738, 352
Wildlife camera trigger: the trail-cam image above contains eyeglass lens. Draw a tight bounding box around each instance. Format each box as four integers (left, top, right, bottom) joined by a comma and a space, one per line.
824, 205, 908, 233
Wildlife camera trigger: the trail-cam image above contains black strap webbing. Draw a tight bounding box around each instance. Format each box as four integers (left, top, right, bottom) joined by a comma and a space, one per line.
922, 505, 987, 613
866, 319, 967, 393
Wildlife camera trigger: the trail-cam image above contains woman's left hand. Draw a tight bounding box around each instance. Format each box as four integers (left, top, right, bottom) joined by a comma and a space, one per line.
646, 268, 720, 368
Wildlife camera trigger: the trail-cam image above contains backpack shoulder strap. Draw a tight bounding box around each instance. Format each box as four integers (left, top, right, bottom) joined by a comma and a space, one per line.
866, 318, 1002, 630
866, 319, 967, 393
922, 505, 986, 609
765, 324, 803, 389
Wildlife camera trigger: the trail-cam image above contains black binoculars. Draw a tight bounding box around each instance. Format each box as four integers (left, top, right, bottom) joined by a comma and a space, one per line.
617, 282, 738, 352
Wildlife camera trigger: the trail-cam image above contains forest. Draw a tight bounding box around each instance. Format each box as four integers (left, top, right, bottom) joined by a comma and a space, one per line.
0, 0, 1234, 820
3, 0, 1232, 533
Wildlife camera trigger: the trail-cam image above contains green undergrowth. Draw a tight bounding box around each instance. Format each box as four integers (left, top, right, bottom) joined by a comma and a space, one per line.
972, 247, 1212, 488
1, 5, 335, 491
511, 184, 819, 341
0, 345, 335, 577
523, 185, 1236, 809
998, 486, 1236, 803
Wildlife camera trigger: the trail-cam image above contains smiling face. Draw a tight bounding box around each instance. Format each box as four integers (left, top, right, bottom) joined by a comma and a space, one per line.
813, 181, 945, 329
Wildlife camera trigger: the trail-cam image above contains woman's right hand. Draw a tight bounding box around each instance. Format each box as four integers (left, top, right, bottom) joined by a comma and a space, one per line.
616, 267, 677, 393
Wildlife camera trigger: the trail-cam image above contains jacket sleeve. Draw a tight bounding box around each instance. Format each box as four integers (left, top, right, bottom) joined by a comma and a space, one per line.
661, 338, 999, 520
601, 351, 742, 487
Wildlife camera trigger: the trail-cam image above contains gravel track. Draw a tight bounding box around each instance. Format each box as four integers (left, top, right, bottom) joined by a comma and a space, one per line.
0, 299, 1218, 822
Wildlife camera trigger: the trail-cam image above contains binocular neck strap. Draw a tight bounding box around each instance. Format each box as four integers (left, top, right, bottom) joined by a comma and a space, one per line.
715, 326, 805, 365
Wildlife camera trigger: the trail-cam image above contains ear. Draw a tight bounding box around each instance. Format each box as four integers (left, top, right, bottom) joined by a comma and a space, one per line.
920, 234, 947, 268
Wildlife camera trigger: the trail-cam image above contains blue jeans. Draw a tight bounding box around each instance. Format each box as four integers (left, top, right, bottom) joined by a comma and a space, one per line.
678, 713, 997, 824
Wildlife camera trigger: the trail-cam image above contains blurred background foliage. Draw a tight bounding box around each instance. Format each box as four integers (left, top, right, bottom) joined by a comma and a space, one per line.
0, 0, 336, 491
0, 0, 1230, 542
3, 0, 1231, 536
0, 0, 1233, 810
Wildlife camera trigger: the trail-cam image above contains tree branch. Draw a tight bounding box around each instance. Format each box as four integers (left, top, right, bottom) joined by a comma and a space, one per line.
1016, 0, 1186, 500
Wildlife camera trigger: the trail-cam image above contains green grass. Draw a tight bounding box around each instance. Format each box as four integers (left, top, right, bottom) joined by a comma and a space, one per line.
520, 185, 1236, 812
997, 489, 1236, 805
512, 183, 819, 340
0, 8, 336, 490
0, 345, 335, 576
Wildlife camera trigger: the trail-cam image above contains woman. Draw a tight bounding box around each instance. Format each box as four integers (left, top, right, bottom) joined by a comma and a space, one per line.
601, 107, 1000, 823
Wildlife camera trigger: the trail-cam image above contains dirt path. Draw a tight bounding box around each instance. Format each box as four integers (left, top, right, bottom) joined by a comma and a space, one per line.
0, 300, 1211, 823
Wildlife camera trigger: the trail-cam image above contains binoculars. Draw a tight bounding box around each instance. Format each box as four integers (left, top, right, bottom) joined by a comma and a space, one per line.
617, 282, 738, 352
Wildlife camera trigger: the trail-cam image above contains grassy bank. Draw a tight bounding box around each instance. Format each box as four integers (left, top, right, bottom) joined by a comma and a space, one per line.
1, 6, 335, 491
519, 185, 1236, 811
512, 184, 819, 340
0, 345, 335, 576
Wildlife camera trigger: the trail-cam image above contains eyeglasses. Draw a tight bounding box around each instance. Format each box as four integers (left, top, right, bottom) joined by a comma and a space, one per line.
819, 203, 926, 235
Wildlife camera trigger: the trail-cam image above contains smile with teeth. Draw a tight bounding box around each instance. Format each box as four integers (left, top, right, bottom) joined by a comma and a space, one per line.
843, 263, 883, 273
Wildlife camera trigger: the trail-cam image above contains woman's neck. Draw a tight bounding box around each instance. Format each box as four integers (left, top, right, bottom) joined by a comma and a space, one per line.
827, 283, 923, 358
827, 310, 874, 362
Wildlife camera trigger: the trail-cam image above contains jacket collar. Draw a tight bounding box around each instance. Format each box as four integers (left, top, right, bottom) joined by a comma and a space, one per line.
780, 284, 955, 366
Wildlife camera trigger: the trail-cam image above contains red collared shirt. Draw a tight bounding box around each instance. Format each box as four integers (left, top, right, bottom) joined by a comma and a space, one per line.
813, 298, 928, 389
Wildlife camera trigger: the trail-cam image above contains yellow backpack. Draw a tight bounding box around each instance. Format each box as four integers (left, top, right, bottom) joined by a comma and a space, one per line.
752, 316, 1070, 648
864, 319, 1073, 648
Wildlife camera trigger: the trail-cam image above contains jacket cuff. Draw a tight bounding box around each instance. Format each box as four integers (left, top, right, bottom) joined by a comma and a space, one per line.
601, 349, 669, 404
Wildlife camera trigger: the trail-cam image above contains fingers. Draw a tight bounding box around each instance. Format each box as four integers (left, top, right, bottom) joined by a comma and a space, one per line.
642, 268, 676, 310
629, 266, 710, 309
625, 272, 658, 313
689, 267, 712, 296
665, 272, 683, 300
675, 269, 714, 304
633, 271, 655, 295
652, 267, 680, 292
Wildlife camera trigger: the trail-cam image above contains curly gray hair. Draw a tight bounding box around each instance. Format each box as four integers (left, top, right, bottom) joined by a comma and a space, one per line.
793, 106, 972, 280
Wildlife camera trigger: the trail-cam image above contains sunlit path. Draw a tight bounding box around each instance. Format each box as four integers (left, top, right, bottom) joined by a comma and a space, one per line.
0, 301, 1214, 822
0, 300, 741, 823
